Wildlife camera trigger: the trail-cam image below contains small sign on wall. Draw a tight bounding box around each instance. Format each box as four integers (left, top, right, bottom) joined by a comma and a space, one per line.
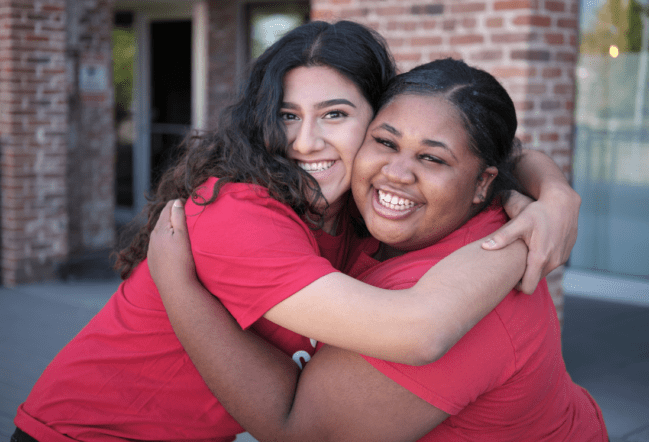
80, 64, 108, 92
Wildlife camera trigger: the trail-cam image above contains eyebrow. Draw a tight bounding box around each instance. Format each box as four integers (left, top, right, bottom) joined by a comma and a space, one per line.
377, 123, 458, 162
281, 98, 357, 110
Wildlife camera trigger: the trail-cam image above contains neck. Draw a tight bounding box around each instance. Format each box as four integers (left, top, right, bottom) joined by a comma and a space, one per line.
320, 193, 348, 236
373, 242, 407, 262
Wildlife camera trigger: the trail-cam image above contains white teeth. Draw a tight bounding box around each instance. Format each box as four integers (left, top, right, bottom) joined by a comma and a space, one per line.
378, 190, 416, 211
298, 161, 335, 172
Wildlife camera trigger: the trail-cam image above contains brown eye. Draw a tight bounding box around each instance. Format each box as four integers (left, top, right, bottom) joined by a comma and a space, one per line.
420, 154, 444, 165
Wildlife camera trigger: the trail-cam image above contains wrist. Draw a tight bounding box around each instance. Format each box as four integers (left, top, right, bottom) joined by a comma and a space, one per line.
538, 181, 581, 208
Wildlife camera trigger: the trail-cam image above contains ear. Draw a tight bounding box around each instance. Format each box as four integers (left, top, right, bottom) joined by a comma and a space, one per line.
473, 166, 498, 205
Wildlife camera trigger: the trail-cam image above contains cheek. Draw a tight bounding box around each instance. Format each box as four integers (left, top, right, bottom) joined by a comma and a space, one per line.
351, 148, 375, 202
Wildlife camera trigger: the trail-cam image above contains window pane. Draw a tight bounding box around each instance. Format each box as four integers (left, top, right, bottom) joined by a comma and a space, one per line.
248, 3, 309, 59
571, 0, 649, 278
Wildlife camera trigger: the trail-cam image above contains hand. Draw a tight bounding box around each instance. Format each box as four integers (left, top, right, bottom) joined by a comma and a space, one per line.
147, 199, 199, 294
482, 188, 581, 294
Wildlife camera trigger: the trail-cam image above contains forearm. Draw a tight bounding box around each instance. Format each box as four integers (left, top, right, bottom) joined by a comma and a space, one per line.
159, 281, 304, 439
515, 149, 576, 200
266, 238, 527, 367
411, 238, 528, 363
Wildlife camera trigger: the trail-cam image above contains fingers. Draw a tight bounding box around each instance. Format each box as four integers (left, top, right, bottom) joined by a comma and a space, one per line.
519, 257, 543, 295
170, 199, 188, 235
481, 219, 528, 251
153, 200, 176, 235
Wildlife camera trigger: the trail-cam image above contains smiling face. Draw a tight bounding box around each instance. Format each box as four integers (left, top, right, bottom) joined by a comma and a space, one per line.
282, 66, 374, 221
352, 94, 497, 252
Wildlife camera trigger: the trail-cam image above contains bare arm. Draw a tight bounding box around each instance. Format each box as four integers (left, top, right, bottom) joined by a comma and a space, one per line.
149, 205, 488, 441
160, 278, 447, 441
151, 201, 527, 366
484, 148, 581, 293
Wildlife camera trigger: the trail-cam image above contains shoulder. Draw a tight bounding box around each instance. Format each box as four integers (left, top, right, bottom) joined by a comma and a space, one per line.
186, 179, 317, 256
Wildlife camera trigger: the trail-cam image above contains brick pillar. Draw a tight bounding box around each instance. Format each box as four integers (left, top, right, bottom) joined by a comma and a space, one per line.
65, 0, 115, 257
310, 0, 581, 325
207, 0, 237, 123
0, 0, 69, 285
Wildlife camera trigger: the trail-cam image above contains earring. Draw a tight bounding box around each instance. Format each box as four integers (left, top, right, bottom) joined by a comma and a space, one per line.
478, 194, 485, 202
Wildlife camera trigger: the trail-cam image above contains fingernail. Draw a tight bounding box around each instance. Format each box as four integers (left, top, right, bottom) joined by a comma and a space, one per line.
173, 199, 183, 208
484, 239, 497, 248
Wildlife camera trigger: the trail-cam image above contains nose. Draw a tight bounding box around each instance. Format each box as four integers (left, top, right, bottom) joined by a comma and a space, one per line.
381, 156, 416, 185
291, 119, 325, 155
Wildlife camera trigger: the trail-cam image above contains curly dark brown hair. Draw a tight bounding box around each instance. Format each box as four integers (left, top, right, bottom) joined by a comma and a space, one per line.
113, 20, 396, 279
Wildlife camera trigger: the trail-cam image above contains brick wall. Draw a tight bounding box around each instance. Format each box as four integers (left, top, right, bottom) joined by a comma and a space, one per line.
65, 0, 114, 256
310, 0, 581, 323
0, 0, 69, 285
207, 0, 239, 126
0, 0, 114, 285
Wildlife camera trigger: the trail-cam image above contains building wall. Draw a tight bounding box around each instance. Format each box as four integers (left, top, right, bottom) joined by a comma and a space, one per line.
207, 0, 239, 126
309, 0, 580, 322
66, 0, 115, 257
0, 0, 69, 285
0, 0, 114, 285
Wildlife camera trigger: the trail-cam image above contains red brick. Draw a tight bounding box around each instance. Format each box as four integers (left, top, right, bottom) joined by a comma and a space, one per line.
545, 33, 564, 45
540, 132, 560, 142
542, 67, 562, 78
544, 1, 565, 12
556, 51, 576, 62
511, 49, 551, 61
509, 83, 546, 94
470, 49, 504, 61
553, 115, 572, 126
450, 34, 484, 45
494, 0, 538, 11
428, 51, 463, 61
513, 14, 552, 27
340, 8, 369, 18
486, 17, 504, 27
514, 100, 535, 111
443, 19, 456, 31
451, 2, 487, 14
491, 67, 534, 79
376, 6, 406, 16
394, 52, 422, 63
492, 32, 537, 43
411, 36, 443, 46
422, 20, 437, 30
557, 18, 577, 29
541, 100, 561, 110
411, 4, 444, 15
554, 83, 573, 94
462, 18, 478, 28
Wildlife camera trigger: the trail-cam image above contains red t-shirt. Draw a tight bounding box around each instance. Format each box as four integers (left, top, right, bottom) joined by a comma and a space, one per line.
352, 206, 608, 441
15, 179, 342, 442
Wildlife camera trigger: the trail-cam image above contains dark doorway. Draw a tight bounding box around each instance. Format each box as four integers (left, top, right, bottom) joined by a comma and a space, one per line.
149, 20, 192, 189
113, 11, 135, 208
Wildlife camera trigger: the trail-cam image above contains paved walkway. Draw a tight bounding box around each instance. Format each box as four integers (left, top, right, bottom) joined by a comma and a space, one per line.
1, 276, 648, 441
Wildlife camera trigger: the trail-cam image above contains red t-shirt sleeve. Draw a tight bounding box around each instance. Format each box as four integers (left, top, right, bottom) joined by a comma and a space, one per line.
186, 182, 338, 329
